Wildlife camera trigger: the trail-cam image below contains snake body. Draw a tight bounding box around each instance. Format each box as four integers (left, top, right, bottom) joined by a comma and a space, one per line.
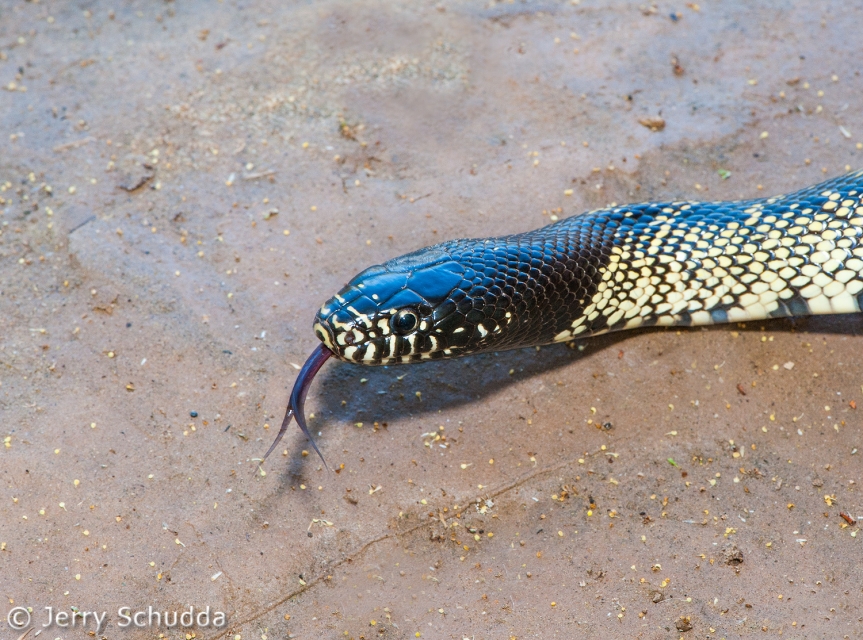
266, 170, 863, 461
314, 170, 863, 364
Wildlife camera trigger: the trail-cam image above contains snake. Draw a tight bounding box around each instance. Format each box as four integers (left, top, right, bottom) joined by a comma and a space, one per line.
264, 169, 863, 464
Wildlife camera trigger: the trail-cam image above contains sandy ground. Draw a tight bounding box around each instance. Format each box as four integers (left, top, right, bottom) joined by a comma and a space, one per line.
2, 1, 862, 638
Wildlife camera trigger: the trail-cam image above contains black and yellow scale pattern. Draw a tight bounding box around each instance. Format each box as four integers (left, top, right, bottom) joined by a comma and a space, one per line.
314, 170, 863, 365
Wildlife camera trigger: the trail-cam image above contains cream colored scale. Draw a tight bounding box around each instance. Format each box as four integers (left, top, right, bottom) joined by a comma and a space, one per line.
554, 180, 863, 343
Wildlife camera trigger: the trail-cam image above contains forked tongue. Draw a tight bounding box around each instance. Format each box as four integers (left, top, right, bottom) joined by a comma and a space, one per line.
263, 343, 332, 468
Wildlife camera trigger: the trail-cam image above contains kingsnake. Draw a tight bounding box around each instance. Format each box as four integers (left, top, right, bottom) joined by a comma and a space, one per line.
265, 169, 863, 463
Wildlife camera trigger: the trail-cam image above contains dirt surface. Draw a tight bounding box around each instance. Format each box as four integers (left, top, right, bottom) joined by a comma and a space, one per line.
2, 1, 862, 638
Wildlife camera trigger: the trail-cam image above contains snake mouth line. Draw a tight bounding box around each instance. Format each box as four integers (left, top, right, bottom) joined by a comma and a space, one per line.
263, 343, 332, 468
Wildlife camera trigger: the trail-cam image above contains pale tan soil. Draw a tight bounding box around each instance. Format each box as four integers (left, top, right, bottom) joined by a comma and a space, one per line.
1, 1, 862, 639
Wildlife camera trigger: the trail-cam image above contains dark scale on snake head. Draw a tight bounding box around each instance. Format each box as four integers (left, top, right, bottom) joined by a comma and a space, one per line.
266, 169, 863, 464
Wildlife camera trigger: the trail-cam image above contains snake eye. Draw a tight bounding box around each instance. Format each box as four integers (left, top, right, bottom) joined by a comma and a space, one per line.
391, 309, 418, 335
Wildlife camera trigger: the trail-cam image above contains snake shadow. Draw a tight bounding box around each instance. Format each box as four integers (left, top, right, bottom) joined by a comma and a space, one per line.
269, 313, 863, 483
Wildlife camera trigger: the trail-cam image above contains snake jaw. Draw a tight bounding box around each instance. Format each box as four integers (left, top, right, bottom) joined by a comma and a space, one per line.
263, 343, 332, 468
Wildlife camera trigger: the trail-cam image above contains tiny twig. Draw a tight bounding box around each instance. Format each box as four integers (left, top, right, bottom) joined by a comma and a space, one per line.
242, 170, 276, 181
68, 215, 96, 235
53, 137, 95, 152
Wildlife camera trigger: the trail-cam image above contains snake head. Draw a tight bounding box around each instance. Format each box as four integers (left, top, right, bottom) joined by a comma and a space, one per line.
264, 248, 466, 466
314, 245, 478, 364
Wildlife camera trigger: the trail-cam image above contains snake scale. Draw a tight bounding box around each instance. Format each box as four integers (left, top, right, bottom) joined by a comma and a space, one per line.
265, 169, 863, 463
